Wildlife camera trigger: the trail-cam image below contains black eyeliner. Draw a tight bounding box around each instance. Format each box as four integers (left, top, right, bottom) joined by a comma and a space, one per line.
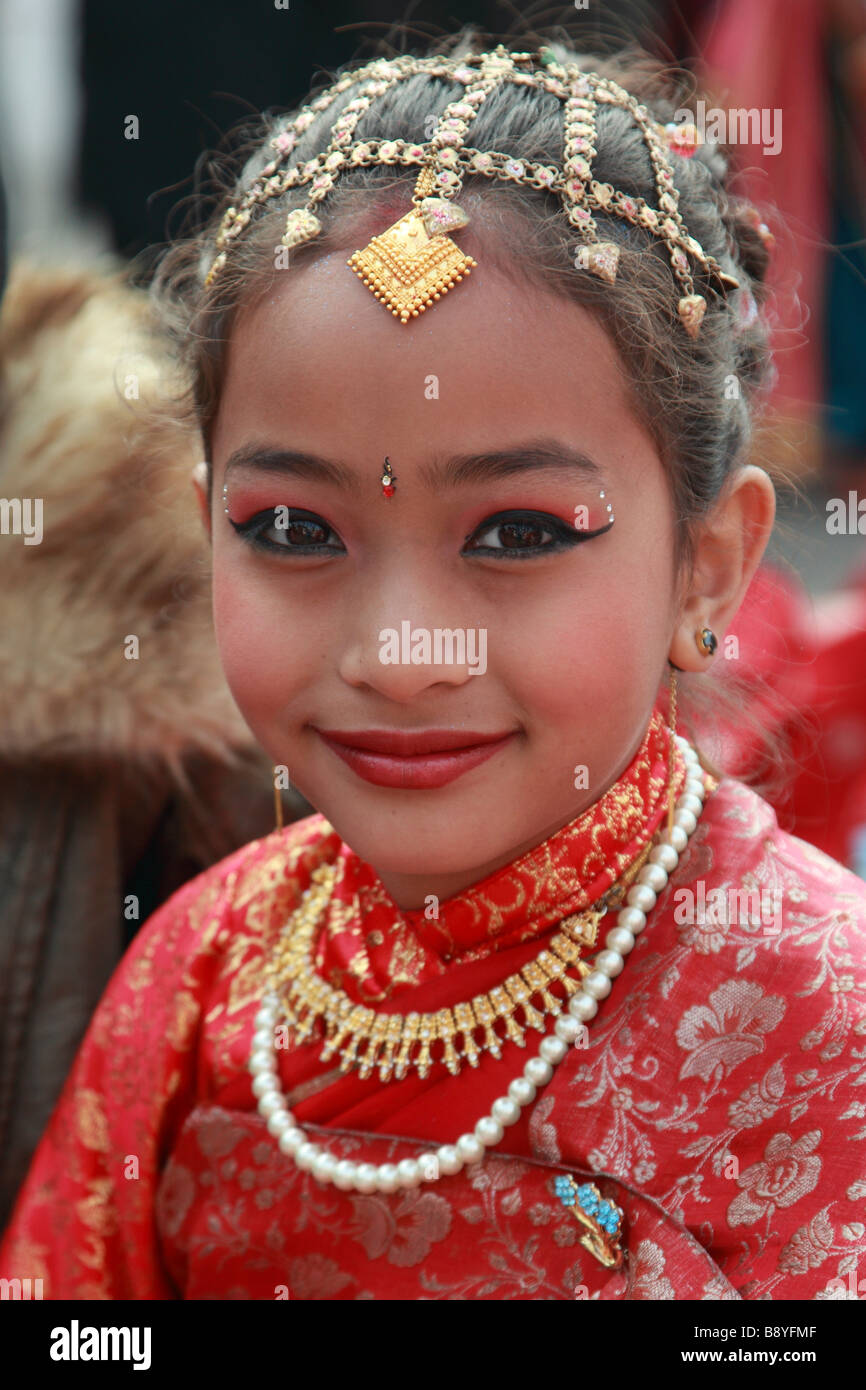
228, 508, 343, 556
463, 509, 615, 556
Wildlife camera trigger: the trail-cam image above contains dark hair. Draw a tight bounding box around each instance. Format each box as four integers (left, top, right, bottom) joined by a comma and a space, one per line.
146, 25, 800, 798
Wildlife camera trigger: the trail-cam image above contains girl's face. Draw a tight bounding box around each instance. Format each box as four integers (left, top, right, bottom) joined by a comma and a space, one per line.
207, 251, 681, 908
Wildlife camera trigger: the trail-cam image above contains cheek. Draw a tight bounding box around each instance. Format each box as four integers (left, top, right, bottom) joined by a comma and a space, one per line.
210, 552, 320, 717
496, 544, 671, 725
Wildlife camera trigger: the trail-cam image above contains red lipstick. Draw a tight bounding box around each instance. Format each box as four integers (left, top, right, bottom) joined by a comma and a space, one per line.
314, 727, 516, 789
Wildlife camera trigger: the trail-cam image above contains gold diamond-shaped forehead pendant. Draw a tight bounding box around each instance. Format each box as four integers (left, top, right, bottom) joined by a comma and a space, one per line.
347, 165, 477, 323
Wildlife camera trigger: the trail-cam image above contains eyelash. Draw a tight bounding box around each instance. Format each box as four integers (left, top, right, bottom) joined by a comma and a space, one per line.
464, 510, 612, 558
230, 509, 339, 555
228, 508, 613, 559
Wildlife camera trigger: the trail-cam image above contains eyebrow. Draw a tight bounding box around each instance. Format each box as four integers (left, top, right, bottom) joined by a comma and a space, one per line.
222, 439, 606, 491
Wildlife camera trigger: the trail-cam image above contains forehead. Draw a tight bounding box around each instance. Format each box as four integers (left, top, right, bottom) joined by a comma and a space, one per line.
211, 251, 643, 467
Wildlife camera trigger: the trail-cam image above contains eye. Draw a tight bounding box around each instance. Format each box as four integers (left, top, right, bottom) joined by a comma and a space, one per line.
462, 509, 612, 559
229, 507, 346, 556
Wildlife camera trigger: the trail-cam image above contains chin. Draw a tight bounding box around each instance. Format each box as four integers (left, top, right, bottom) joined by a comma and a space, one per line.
328, 810, 503, 878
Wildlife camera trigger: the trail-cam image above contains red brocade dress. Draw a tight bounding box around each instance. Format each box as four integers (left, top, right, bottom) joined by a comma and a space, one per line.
3, 711, 866, 1300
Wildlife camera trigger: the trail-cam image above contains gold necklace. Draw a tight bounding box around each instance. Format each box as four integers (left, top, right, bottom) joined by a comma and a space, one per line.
264, 841, 653, 1083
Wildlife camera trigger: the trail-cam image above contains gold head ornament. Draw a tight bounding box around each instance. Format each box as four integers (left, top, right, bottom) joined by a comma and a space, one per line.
204, 44, 741, 337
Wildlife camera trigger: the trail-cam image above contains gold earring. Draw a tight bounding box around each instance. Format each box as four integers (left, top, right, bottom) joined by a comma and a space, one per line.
273, 768, 284, 831
696, 627, 717, 656
667, 663, 678, 834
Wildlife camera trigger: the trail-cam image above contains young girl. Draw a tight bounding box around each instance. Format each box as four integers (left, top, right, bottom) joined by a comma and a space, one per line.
3, 32, 865, 1302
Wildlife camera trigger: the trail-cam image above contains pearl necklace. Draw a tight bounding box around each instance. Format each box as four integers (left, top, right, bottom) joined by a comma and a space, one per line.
249, 734, 706, 1193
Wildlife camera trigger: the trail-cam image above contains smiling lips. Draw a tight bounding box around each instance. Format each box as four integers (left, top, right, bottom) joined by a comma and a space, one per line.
314, 726, 516, 789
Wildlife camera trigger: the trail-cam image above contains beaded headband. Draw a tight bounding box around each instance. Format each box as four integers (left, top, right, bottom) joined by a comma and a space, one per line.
204, 43, 741, 338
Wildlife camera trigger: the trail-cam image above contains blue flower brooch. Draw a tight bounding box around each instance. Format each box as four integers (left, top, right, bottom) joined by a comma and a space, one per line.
552, 1175, 625, 1269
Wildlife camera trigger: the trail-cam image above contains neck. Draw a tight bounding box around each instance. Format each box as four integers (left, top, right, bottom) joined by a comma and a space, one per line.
373, 728, 647, 911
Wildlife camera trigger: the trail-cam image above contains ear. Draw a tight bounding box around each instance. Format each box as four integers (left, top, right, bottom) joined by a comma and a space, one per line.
669, 464, 776, 671
191, 461, 212, 541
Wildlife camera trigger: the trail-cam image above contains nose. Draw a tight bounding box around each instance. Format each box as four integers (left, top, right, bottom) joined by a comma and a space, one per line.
339, 616, 488, 700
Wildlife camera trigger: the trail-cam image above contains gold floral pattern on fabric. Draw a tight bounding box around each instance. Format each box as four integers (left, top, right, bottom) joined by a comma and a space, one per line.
530, 778, 866, 1301
153, 1107, 739, 1299
75, 1089, 110, 1153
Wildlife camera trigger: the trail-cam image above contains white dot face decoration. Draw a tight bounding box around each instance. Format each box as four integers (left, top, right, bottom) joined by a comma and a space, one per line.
573, 486, 615, 534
